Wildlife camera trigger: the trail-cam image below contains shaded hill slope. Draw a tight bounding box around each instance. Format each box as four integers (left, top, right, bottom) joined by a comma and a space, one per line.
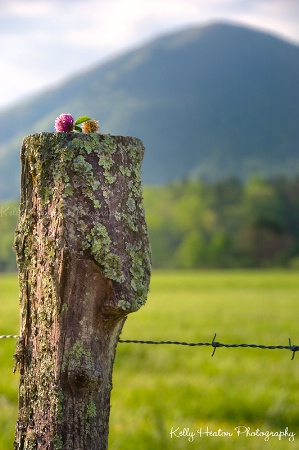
1, 22, 299, 200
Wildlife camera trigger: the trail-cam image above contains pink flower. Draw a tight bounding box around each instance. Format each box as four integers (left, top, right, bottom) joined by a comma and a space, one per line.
54, 113, 74, 133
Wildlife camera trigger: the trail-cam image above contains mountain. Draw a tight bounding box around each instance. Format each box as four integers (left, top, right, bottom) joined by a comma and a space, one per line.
1, 22, 299, 200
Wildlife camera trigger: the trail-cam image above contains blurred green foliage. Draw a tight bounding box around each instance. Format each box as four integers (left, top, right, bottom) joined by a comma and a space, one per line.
1, 176, 299, 271
144, 176, 299, 268
0, 202, 18, 272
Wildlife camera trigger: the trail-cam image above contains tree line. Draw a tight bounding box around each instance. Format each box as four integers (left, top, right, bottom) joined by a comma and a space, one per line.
1, 176, 299, 272
143, 176, 299, 269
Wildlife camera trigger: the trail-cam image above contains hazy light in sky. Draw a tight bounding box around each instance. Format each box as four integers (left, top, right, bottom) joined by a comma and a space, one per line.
0, 0, 298, 109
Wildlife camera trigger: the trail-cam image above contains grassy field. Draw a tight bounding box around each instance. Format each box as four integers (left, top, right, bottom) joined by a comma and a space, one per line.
1, 270, 299, 449
0, 275, 19, 450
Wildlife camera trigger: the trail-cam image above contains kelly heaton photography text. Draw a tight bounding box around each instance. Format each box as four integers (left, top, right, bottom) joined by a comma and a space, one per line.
170, 426, 296, 443
0, 205, 19, 218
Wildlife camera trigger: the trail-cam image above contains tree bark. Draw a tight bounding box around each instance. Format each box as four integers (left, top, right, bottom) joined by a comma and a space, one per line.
14, 133, 151, 450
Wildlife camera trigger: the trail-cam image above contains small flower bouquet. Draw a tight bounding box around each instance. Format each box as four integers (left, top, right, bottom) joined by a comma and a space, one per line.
54, 113, 99, 133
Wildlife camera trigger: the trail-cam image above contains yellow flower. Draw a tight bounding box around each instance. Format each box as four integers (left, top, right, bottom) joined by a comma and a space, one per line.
82, 119, 99, 133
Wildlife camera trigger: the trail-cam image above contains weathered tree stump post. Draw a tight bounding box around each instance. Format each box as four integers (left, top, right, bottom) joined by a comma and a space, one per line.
14, 132, 151, 450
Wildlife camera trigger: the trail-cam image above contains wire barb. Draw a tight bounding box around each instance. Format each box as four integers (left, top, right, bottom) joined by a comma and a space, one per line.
289, 338, 299, 360
211, 333, 220, 357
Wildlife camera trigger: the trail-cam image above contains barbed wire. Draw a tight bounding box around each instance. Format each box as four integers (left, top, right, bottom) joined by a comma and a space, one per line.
2, 333, 298, 359
0, 334, 20, 339
119, 334, 299, 360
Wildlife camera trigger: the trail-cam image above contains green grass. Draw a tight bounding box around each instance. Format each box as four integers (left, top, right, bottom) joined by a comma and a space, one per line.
1, 271, 299, 449
0, 274, 19, 450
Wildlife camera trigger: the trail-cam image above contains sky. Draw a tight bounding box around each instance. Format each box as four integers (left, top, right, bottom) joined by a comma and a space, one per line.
0, 0, 299, 110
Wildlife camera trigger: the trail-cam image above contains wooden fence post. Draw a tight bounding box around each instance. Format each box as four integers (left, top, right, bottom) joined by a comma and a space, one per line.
13, 132, 151, 450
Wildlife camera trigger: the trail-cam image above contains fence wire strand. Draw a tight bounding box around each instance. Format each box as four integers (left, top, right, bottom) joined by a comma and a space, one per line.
2, 333, 299, 359
0, 334, 20, 339
119, 334, 299, 360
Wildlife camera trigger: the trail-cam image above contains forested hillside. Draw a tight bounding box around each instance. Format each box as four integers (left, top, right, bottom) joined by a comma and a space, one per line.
1, 177, 299, 272
1, 23, 299, 200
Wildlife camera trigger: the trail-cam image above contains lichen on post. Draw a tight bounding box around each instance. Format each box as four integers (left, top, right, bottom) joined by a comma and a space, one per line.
14, 132, 151, 450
